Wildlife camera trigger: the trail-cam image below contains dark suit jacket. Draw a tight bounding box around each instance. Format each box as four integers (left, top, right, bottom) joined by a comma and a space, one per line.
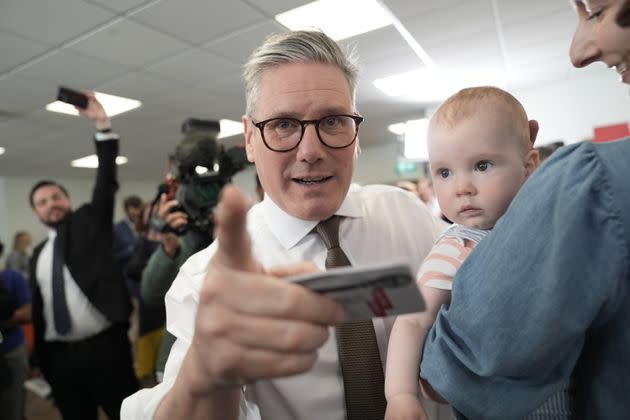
0, 279, 17, 321
29, 138, 132, 375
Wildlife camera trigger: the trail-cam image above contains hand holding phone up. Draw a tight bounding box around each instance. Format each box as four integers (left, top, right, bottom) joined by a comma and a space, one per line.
57, 86, 110, 130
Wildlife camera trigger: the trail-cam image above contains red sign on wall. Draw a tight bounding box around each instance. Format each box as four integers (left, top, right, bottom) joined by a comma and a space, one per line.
593, 123, 630, 143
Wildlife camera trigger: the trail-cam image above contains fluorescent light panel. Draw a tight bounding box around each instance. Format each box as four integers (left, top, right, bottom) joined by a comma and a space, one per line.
388, 118, 430, 160
71, 154, 128, 168
403, 118, 430, 161
275, 0, 392, 40
374, 69, 507, 102
217, 119, 243, 139
46, 92, 141, 117
0, 147, 5, 156
387, 123, 406, 136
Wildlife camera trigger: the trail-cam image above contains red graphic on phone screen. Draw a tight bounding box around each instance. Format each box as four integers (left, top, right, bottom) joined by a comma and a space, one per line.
367, 288, 392, 316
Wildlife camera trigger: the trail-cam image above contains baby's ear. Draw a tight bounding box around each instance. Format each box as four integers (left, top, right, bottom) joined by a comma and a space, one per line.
528, 119, 539, 145
524, 148, 540, 177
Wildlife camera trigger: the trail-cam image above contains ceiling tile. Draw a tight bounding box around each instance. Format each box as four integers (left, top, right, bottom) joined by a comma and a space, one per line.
242, 0, 313, 16
502, 9, 574, 50
147, 49, 239, 86
426, 30, 503, 68
86, 0, 150, 13
203, 20, 286, 64
0, 75, 59, 114
382, 0, 467, 20
497, 0, 572, 24
0, 117, 57, 151
14, 49, 131, 88
0, 31, 51, 74
204, 73, 245, 96
0, 0, 115, 46
29, 108, 90, 131
131, 0, 267, 45
508, 38, 571, 69
147, 85, 244, 121
403, 0, 495, 47
97, 71, 175, 101
340, 26, 412, 67
68, 19, 189, 69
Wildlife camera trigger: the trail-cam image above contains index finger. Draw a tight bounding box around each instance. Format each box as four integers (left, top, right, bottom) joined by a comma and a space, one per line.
211, 185, 259, 272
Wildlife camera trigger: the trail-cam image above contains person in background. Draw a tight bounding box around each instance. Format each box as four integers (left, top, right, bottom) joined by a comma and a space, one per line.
395, 179, 418, 194
113, 195, 144, 352
5, 231, 32, 281
416, 177, 442, 219
0, 237, 32, 420
122, 29, 447, 420
139, 192, 213, 385
537, 141, 565, 163
29, 91, 138, 420
113, 195, 144, 297
124, 202, 164, 388
418, 1, 630, 418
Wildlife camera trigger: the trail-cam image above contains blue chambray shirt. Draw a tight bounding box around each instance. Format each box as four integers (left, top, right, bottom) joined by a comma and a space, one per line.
421, 138, 630, 420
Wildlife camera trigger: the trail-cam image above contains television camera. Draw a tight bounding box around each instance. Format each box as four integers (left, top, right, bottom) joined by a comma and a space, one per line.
151, 118, 249, 235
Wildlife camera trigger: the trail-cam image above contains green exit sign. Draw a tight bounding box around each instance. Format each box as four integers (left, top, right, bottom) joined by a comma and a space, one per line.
395, 160, 419, 176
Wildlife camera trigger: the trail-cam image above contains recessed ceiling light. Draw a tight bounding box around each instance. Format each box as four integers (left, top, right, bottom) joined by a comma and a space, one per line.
275, 0, 392, 40
46, 92, 141, 117
387, 123, 407, 136
218, 119, 244, 139
71, 154, 128, 168
374, 69, 507, 102
0, 147, 5, 156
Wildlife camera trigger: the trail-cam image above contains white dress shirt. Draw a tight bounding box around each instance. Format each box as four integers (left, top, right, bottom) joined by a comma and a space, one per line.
122, 184, 451, 420
36, 230, 110, 342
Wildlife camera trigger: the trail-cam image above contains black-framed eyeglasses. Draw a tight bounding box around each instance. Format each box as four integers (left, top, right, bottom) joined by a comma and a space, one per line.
251, 114, 364, 152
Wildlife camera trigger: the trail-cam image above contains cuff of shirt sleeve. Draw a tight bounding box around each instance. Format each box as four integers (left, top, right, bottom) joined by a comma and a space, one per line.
94, 131, 120, 141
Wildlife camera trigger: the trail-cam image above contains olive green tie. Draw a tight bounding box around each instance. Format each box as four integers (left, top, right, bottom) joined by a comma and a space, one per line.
314, 216, 387, 420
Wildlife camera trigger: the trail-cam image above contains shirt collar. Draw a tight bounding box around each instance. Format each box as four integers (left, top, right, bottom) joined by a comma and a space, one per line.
261, 183, 364, 249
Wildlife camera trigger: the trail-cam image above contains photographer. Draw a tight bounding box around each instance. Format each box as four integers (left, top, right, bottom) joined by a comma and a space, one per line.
140, 123, 247, 381
140, 193, 212, 382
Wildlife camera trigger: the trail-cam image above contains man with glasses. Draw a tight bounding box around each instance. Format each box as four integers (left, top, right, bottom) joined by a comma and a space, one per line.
122, 30, 447, 420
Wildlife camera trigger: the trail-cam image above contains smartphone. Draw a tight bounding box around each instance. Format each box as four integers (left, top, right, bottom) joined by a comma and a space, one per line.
290, 262, 413, 294
290, 262, 425, 320
57, 86, 88, 109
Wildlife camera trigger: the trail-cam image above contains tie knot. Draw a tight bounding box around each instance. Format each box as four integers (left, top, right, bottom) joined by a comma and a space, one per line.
315, 215, 341, 250
314, 216, 351, 269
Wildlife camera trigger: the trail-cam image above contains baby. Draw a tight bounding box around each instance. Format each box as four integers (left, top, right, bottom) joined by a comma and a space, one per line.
385, 86, 541, 419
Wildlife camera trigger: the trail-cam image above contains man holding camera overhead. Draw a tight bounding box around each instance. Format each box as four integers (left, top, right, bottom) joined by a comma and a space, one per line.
29, 91, 138, 420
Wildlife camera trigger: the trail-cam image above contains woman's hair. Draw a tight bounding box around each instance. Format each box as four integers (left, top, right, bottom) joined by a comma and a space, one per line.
242, 30, 359, 117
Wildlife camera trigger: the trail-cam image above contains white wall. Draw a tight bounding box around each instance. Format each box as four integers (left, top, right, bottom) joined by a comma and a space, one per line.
514, 68, 630, 145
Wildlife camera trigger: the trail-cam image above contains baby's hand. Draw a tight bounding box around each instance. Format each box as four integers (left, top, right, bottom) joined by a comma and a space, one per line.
385, 393, 429, 420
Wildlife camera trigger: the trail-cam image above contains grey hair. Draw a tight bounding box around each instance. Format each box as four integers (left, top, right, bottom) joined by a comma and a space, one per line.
242, 30, 360, 117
